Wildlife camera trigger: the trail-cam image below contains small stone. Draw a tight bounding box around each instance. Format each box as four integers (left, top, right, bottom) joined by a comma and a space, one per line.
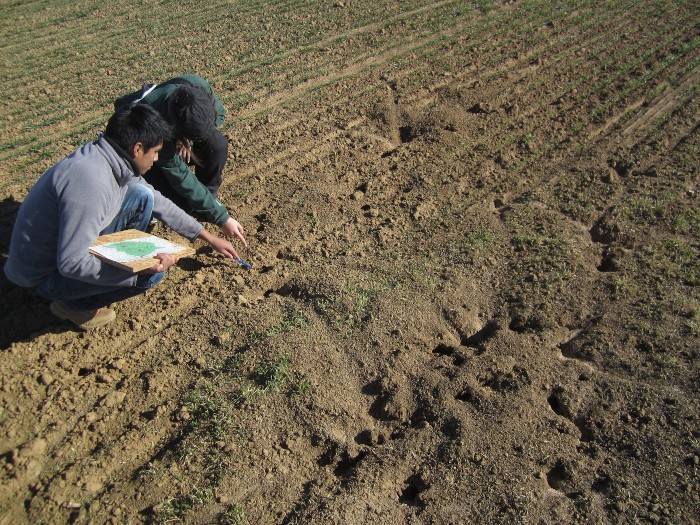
25, 459, 42, 480
102, 391, 126, 408
109, 359, 127, 371
26, 438, 47, 457
212, 332, 231, 346
39, 373, 54, 386
96, 374, 113, 384
84, 481, 103, 493
176, 407, 191, 421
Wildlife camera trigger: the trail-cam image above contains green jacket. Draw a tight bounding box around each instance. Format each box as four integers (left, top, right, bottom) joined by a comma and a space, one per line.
142, 74, 229, 225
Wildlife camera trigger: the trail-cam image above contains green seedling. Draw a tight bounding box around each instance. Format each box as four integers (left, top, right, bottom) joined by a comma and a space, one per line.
247, 306, 309, 344
220, 503, 247, 525
255, 355, 291, 392
294, 377, 312, 396
236, 355, 294, 403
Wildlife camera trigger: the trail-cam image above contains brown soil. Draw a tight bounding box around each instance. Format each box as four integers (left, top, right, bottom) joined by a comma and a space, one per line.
1, 1, 699, 524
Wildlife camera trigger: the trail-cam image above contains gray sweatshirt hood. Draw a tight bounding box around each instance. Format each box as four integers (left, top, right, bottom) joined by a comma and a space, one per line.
96, 134, 138, 187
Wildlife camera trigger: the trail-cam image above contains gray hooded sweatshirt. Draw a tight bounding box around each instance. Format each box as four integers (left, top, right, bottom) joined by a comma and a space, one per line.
4, 135, 203, 288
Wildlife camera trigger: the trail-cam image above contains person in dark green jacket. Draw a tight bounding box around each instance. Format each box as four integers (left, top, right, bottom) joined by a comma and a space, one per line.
122, 74, 248, 248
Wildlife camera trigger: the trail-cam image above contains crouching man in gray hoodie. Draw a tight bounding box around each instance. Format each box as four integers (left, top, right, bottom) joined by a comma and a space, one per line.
4, 104, 248, 330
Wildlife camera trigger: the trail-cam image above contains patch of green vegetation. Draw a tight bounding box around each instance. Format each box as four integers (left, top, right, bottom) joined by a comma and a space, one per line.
512, 233, 565, 253
294, 377, 312, 396
182, 385, 231, 443
462, 226, 494, 252
609, 276, 637, 301
316, 272, 399, 333
672, 207, 700, 237
247, 305, 309, 344
219, 503, 248, 525
236, 355, 295, 403
353, 286, 373, 321
306, 212, 321, 232
622, 191, 676, 226
504, 206, 579, 289
155, 497, 192, 524
333, 278, 398, 330
594, 33, 699, 116
571, 122, 585, 133
644, 238, 700, 287
256, 355, 291, 392
313, 296, 334, 314
154, 486, 215, 525
433, 224, 496, 272
626, 197, 666, 225
167, 390, 231, 496
221, 353, 244, 377
687, 309, 700, 337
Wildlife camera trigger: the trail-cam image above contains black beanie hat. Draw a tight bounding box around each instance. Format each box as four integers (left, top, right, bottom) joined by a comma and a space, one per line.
167, 85, 216, 141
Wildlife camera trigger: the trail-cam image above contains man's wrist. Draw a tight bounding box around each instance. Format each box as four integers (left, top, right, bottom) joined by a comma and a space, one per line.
197, 228, 215, 243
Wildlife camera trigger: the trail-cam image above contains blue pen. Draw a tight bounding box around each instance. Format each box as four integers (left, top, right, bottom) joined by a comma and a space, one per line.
234, 258, 253, 270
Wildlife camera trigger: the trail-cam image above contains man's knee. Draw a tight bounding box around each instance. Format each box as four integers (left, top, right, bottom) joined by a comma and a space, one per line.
126, 183, 155, 209
213, 129, 228, 159
198, 130, 228, 167
135, 271, 166, 291
125, 184, 154, 228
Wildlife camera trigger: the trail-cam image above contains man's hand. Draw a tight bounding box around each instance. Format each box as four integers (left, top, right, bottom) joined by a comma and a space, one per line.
140, 253, 180, 274
220, 217, 248, 247
208, 236, 241, 260
197, 228, 241, 260
176, 139, 193, 164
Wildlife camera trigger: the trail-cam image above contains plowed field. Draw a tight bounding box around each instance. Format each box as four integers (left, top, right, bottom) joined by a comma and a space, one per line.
1, 1, 699, 523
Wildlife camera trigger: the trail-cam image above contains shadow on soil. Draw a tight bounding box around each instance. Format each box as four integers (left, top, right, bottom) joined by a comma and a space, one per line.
0, 196, 64, 349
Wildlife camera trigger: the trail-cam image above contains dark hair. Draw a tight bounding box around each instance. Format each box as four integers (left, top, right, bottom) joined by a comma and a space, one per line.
167, 85, 216, 141
104, 104, 173, 152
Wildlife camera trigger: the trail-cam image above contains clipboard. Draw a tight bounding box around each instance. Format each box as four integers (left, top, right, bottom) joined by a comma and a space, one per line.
89, 229, 195, 272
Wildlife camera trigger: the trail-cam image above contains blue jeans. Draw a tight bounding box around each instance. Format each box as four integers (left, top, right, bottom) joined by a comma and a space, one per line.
35, 184, 166, 310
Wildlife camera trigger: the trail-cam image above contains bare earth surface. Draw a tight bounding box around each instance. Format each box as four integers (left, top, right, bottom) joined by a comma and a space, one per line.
1, 1, 699, 523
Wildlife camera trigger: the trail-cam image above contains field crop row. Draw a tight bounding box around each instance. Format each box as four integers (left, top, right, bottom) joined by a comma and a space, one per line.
1, 0, 698, 193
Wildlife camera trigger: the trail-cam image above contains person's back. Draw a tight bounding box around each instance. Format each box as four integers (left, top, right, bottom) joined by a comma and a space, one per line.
5, 140, 130, 289
131, 74, 247, 246
6, 105, 187, 330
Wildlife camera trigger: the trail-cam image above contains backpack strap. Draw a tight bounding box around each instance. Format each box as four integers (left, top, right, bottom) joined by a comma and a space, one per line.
113, 77, 194, 111
134, 83, 157, 103
113, 83, 156, 111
